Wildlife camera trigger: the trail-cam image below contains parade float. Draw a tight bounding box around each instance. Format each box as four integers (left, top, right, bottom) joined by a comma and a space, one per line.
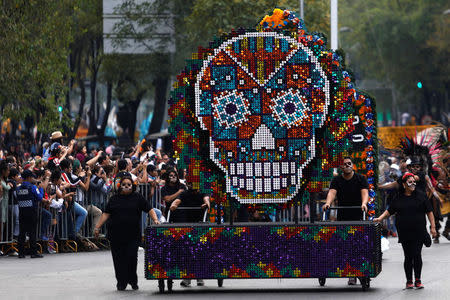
145, 9, 381, 292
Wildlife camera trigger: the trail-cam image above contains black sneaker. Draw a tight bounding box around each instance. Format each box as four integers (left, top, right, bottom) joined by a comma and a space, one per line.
117, 284, 126, 291
131, 284, 139, 290
30, 254, 43, 258
18, 254, 25, 259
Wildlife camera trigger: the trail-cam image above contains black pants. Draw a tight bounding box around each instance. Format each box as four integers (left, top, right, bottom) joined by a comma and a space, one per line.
110, 239, 139, 287
401, 240, 423, 281
18, 209, 38, 255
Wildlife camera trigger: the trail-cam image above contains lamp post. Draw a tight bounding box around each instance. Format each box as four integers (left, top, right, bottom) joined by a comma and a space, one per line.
330, 0, 338, 50
299, 0, 304, 19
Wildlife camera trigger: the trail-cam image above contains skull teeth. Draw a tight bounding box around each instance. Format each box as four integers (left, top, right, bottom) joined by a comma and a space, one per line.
229, 162, 298, 191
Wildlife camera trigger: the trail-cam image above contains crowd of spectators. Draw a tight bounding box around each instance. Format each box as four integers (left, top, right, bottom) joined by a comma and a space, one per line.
378, 151, 450, 242
0, 129, 448, 257
0, 131, 184, 256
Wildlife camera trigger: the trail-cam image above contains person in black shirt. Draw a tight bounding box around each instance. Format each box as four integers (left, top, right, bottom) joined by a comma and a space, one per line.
322, 156, 369, 286
94, 176, 159, 291
178, 181, 210, 288
375, 173, 437, 289
323, 157, 369, 221
379, 157, 443, 243
160, 169, 186, 220
178, 182, 210, 223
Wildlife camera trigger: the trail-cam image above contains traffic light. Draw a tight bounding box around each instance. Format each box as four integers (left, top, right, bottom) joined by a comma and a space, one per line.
58, 106, 63, 112
416, 81, 423, 89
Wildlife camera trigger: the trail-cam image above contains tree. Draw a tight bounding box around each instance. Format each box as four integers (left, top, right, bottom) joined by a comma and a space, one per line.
109, 0, 332, 138
339, 0, 449, 123
0, 1, 74, 134
68, 0, 104, 138
184, 0, 330, 53
101, 54, 157, 143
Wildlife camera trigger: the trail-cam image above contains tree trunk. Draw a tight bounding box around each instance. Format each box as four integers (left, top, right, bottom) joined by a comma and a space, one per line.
87, 69, 98, 135
148, 76, 168, 134
127, 90, 146, 143
70, 53, 86, 140
99, 81, 113, 147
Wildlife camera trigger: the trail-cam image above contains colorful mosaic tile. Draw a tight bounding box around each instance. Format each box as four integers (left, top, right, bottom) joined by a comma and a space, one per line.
145, 223, 382, 279
168, 9, 377, 215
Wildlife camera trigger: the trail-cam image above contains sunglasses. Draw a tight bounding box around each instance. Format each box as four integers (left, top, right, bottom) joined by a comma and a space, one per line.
121, 183, 132, 187
342, 162, 352, 167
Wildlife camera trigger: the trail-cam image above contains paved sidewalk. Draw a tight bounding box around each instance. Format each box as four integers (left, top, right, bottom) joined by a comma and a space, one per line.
1, 237, 449, 299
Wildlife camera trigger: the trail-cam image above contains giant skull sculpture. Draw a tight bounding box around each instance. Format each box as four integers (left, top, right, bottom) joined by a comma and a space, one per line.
195, 32, 330, 203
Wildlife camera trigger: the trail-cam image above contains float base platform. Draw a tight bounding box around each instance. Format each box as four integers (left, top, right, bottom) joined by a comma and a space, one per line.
145, 222, 381, 291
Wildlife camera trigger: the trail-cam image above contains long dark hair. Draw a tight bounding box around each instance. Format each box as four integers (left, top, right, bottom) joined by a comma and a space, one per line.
0, 160, 9, 179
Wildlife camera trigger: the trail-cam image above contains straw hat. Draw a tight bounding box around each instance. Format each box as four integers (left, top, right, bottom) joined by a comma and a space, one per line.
50, 131, 63, 140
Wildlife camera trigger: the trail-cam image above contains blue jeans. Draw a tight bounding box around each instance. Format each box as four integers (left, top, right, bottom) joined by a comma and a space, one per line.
141, 209, 163, 229
13, 204, 19, 237
385, 204, 397, 233
40, 208, 52, 238
73, 202, 87, 235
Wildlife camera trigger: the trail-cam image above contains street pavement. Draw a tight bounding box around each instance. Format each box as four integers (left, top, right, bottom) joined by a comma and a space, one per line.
1, 235, 449, 300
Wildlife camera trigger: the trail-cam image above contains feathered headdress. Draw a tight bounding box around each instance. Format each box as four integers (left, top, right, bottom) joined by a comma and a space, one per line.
399, 126, 447, 174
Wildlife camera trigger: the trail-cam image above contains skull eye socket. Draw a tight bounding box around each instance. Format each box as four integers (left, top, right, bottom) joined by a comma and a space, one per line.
213, 91, 250, 128
271, 89, 309, 128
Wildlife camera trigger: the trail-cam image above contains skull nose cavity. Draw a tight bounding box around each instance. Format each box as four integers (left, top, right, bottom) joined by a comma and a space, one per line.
252, 124, 275, 150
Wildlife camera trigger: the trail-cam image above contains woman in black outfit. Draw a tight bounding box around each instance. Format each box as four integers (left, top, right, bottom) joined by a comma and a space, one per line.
160, 169, 186, 220
94, 176, 160, 291
375, 172, 437, 289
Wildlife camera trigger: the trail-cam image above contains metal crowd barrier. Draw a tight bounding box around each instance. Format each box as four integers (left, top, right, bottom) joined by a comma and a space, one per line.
0, 197, 17, 255
1, 182, 315, 255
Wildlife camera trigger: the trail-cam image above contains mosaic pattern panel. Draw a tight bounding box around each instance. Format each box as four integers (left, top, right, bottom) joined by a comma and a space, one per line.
145, 224, 382, 279
168, 9, 377, 216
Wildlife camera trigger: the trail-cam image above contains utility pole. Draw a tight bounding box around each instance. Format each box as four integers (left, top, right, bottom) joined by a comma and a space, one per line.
330, 0, 338, 50
299, 0, 304, 19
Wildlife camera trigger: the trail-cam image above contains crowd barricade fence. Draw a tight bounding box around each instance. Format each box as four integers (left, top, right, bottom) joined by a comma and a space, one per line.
2, 182, 316, 255
0, 200, 17, 254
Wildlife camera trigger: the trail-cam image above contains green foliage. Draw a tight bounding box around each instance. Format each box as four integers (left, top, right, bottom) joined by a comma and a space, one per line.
112, 0, 331, 76
339, 0, 449, 107
183, 0, 330, 67
0, 0, 74, 133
